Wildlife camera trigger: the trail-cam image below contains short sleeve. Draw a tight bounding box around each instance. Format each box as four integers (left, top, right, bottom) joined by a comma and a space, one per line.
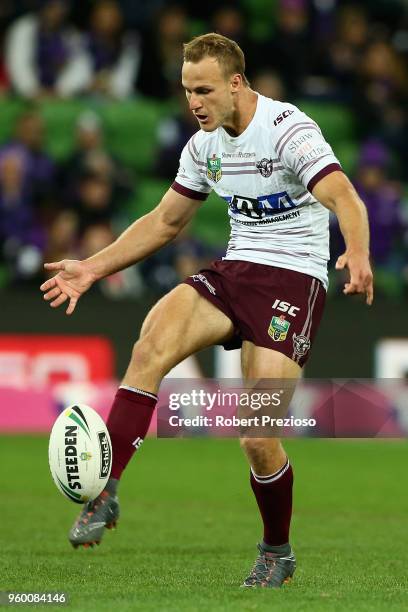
171, 135, 212, 201
274, 108, 343, 192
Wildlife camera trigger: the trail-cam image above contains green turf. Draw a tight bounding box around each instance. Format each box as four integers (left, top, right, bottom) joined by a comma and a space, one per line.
1, 437, 407, 611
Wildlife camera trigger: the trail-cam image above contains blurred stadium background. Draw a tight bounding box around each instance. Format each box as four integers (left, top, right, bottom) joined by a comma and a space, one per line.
1, 0, 407, 412
1, 1, 408, 608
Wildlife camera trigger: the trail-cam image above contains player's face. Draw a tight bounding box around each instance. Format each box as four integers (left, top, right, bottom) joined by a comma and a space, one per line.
182, 57, 238, 131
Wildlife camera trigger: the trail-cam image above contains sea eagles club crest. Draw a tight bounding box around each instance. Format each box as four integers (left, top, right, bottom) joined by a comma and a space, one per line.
207, 154, 222, 182
256, 158, 274, 178
292, 333, 311, 356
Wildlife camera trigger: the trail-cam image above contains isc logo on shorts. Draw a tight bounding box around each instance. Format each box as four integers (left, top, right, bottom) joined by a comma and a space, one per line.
272, 299, 300, 317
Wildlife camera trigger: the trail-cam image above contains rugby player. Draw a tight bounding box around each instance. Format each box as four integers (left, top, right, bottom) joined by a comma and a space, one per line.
40, 33, 373, 588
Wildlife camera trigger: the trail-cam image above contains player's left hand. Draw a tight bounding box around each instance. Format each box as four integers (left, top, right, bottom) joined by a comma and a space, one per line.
335, 251, 374, 305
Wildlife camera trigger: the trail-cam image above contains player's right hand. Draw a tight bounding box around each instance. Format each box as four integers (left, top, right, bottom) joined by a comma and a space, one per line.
40, 259, 96, 315
335, 251, 374, 306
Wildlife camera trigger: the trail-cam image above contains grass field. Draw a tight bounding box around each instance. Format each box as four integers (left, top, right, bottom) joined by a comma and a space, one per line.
1, 436, 407, 611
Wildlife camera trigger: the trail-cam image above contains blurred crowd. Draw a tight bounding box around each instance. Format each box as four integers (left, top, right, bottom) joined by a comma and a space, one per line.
0, 0, 408, 297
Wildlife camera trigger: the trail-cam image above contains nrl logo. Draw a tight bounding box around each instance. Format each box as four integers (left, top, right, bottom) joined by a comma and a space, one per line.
256, 158, 274, 178
292, 333, 311, 356
207, 154, 222, 182
268, 315, 290, 341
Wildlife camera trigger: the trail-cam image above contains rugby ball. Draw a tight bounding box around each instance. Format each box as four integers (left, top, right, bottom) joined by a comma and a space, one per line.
48, 404, 112, 504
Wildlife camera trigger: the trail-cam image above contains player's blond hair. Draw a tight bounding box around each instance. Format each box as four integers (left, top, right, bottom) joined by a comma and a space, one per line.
183, 33, 249, 86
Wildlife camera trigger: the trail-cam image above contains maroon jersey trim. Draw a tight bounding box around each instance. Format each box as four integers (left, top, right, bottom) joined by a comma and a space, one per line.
307, 163, 343, 192
171, 181, 209, 201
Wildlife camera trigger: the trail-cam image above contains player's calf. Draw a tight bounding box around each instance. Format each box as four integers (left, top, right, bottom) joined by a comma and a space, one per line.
124, 337, 168, 393
240, 437, 286, 475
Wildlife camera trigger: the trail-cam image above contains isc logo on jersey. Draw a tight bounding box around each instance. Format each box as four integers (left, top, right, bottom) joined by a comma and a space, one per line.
48, 404, 112, 504
273, 109, 294, 126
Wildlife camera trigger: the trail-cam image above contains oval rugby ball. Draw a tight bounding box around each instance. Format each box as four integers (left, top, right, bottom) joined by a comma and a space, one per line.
48, 404, 112, 504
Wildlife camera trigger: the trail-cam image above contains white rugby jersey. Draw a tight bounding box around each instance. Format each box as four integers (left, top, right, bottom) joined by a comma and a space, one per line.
172, 93, 342, 288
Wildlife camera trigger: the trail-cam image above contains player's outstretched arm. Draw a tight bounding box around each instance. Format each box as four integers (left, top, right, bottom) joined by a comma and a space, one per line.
40, 188, 202, 314
312, 171, 374, 305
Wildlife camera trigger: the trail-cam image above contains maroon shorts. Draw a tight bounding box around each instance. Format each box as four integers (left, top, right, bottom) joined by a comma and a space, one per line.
183, 259, 326, 367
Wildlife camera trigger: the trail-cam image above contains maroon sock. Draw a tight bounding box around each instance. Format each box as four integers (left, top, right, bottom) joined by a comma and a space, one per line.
107, 386, 157, 479
250, 459, 293, 546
